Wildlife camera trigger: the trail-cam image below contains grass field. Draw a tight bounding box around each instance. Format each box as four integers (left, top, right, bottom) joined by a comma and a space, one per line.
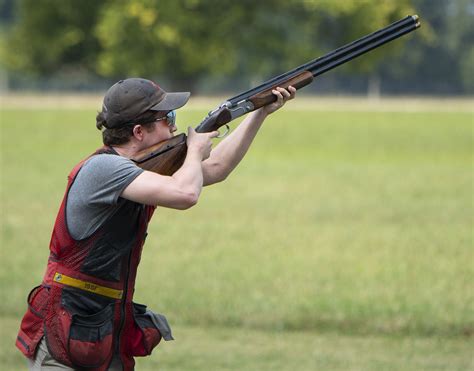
1, 97, 473, 370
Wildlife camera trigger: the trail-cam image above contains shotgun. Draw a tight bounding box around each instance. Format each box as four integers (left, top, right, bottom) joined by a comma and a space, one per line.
131, 15, 420, 175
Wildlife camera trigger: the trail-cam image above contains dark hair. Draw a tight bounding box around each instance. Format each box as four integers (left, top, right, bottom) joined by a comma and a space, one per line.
96, 110, 164, 146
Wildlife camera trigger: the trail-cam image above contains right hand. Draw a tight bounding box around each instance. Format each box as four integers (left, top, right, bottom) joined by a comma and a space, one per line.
186, 127, 219, 161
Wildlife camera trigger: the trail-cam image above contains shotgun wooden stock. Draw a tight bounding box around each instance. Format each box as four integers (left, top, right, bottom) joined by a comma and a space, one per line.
131, 133, 187, 175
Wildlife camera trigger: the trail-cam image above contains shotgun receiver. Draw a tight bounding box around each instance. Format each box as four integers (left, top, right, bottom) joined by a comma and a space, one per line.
131, 15, 420, 175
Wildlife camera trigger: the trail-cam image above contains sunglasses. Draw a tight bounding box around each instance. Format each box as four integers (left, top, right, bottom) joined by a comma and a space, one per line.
153, 110, 176, 127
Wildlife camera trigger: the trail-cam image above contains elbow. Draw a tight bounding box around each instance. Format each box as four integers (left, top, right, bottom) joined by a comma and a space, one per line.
210, 170, 228, 185
216, 172, 229, 184
150, 191, 199, 210
204, 162, 230, 185
177, 190, 200, 210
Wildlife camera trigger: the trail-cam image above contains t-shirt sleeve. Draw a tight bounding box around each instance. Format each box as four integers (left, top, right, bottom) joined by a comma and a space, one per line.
72, 154, 144, 206
66, 154, 144, 240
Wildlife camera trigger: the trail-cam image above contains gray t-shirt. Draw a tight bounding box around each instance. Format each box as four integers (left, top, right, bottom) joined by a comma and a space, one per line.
66, 154, 144, 240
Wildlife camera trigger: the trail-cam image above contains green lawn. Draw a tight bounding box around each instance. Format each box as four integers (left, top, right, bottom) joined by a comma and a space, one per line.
1, 99, 473, 369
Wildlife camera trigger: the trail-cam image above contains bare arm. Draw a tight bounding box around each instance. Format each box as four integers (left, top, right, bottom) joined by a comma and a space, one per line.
202, 86, 296, 186
121, 128, 218, 209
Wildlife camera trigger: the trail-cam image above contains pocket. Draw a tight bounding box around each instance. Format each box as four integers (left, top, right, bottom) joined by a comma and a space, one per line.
67, 302, 114, 368
128, 302, 173, 356
16, 285, 49, 357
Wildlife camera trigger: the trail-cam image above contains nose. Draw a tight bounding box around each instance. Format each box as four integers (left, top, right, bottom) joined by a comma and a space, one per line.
169, 124, 178, 133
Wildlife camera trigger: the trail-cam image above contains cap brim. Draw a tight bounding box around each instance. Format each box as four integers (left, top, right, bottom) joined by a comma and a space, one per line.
150, 92, 190, 111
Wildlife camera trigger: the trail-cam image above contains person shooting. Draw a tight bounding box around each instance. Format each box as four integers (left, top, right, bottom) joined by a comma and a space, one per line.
16, 77, 295, 370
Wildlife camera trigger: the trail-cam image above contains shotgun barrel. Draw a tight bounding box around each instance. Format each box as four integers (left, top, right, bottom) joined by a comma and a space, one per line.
228, 15, 420, 105
195, 15, 420, 133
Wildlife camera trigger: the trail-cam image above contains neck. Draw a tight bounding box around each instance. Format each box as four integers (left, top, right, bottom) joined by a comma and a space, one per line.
111, 143, 140, 159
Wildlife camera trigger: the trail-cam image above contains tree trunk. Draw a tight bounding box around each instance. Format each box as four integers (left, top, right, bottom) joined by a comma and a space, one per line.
368, 74, 381, 100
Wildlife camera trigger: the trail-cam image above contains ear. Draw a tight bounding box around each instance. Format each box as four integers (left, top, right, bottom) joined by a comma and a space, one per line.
132, 125, 144, 141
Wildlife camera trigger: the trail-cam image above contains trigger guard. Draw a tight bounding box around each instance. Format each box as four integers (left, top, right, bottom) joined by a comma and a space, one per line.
217, 125, 230, 138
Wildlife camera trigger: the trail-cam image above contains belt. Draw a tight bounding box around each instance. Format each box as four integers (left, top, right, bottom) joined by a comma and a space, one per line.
53, 272, 123, 299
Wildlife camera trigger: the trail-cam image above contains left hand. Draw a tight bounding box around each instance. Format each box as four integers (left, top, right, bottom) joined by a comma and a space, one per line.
262, 86, 296, 115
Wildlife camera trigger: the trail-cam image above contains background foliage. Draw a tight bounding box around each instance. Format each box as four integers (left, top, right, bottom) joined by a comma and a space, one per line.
0, 0, 473, 94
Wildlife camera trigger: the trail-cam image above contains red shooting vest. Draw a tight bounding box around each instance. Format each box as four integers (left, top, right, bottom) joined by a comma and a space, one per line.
16, 147, 173, 370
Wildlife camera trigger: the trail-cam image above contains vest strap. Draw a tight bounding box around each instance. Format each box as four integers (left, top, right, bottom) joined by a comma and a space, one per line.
53, 272, 123, 299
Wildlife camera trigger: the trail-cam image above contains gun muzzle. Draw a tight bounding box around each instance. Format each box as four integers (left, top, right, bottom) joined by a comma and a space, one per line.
412, 15, 421, 28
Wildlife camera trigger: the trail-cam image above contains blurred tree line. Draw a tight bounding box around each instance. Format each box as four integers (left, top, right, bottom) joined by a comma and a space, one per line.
0, 0, 472, 95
